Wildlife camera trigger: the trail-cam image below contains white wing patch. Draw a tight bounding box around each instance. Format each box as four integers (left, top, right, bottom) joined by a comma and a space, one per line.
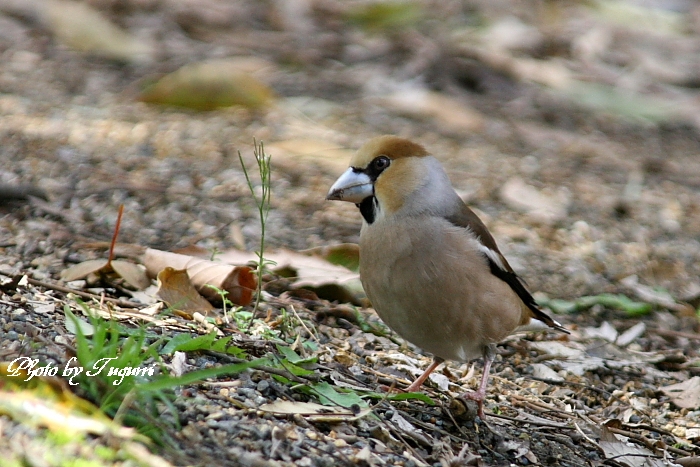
514, 318, 563, 334
476, 243, 507, 272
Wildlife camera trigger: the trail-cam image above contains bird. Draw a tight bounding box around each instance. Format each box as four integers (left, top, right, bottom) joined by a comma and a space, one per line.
326, 135, 568, 418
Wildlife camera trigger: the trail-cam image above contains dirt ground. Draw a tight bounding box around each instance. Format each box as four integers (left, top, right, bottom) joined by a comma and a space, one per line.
2, 1, 700, 466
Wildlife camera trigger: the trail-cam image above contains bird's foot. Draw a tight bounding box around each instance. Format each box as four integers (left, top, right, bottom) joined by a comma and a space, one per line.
405, 380, 425, 393
379, 358, 444, 393
458, 389, 487, 420
377, 382, 421, 393
376, 383, 425, 394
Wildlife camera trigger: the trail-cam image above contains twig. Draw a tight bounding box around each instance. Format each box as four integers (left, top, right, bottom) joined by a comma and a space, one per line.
509, 394, 574, 420
488, 411, 573, 428
380, 417, 430, 466
605, 425, 691, 457
573, 421, 600, 447
7, 274, 143, 308
396, 409, 468, 444
540, 432, 580, 452
107, 204, 124, 265
604, 453, 665, 465
442, 400, 472, 440
620, 423, 677, 439
525, 375, 615, 400
288, 304, 319, 343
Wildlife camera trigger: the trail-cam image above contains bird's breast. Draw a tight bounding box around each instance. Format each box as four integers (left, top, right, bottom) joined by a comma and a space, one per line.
359, 216, 524, 362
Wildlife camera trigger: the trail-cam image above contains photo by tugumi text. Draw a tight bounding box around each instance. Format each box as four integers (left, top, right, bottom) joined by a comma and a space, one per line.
6, 356, 157, 386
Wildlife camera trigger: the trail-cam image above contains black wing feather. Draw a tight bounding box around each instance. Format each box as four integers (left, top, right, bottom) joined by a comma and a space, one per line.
445, 202, 568, 334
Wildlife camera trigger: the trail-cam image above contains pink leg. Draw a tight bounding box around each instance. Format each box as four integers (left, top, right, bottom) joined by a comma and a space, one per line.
460, 345, 496, 419
406, 357, 444, 392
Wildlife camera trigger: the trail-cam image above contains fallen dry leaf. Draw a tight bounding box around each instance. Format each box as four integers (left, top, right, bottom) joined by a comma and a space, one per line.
110, 261, 152, 290
259, 400, 370, 422
599, 423, 673, 467
3, 0, 155, 62
530, 363, 564, 382
621, 275, 694, 314
144, 248, 255, 306
676, 457, 700, 467
380, 88, 485, 135
616, 322, 647, 347
259, 248, 361, 300
60, 259, 150, 290
0, 362, 136, 438
61, 259, 109, 282
180, 246, 363, 304
661, 377, 700, 410
500, 177, 570, 224
582, 321, 619, 343
156, 267, 217, 318
461, 44, 572, 89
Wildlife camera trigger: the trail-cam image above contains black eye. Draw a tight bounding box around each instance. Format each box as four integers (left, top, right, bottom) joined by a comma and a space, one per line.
372, 156, 390, 172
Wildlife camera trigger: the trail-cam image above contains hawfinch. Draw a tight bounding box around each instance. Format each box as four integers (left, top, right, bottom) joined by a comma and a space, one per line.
327, 135, 567, 418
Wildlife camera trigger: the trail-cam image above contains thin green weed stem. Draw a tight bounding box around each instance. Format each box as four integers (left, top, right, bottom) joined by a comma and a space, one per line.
238, 139, 272, 323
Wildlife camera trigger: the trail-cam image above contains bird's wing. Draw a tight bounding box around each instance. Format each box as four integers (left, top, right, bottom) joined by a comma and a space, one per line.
445, 202, 568, 333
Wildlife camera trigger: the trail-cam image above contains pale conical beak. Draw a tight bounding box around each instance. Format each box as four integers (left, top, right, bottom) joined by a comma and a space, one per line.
326, 168, 373, 203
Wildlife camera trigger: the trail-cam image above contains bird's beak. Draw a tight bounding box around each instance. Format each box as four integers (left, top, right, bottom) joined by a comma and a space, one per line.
326, 168, 373, 203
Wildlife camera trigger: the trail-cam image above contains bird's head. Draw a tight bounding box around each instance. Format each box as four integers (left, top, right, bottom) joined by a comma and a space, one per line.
327, 135, 456, 224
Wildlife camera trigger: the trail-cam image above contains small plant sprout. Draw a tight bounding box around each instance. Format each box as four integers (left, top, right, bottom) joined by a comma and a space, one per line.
238, 139, 274, 319
204, 284, 237, 324
209, 246, 222, 262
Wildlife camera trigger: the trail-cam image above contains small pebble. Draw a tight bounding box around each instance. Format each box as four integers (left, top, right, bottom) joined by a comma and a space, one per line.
256, 379, 270, 393
254, 396, 267, 406
237, 387, 258, 399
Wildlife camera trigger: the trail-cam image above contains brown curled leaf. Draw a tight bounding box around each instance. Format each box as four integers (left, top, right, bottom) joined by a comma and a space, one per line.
144, 248, 256, 306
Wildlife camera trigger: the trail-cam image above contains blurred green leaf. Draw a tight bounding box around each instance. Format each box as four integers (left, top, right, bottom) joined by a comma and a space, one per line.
276, 345, 317, 365
160, 333, 193, 355
279, 361, 315, 377
558, 81, 677, 123
161, 331, 217, 354
589, 0, 684, 35
139, 358, 272, 392
310, 382, 368, 409
139, 60, 274, 111
161, 332, 245, 357
385, 392, 435, 405
362, 391, 435, 405
541, 293, 652, 316
346, 1, 422, 32
302, 244, 360, 272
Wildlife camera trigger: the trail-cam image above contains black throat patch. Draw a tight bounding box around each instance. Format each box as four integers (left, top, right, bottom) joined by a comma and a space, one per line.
358, 196, 377, 224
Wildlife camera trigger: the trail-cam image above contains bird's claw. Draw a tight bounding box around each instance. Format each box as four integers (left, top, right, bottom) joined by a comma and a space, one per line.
459, 390, 487, 420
